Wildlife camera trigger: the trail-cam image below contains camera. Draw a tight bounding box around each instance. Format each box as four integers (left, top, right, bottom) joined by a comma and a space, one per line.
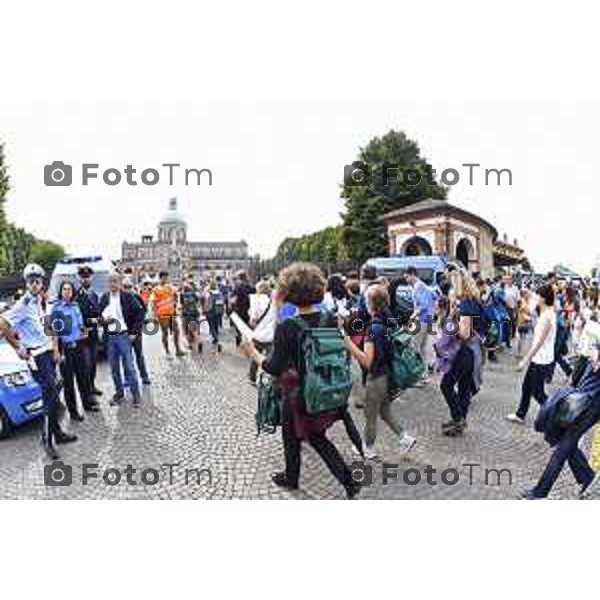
343, 160, 371, 188
44, 161, 73, 186
44, 312, 73, 337
44, 461, 73, 486
349, 461, 373, 487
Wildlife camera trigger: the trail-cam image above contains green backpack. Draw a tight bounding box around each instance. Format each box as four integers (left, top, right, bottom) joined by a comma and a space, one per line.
387, 328, 426, 390
294, 312, 353, 415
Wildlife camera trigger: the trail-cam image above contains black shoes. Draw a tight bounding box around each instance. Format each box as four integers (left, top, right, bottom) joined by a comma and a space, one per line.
442, 419, 467, 437
345, 482, 361, 500
70, 412, 85, 422
520, 486, 545, 500
83, 399, 100, 412
142, 379, 151, 385
91, 388, 103, 396
41, 436, 60, 460
110, 392, 124, 406
55, 431, 78, 445
271, 472, 298, 490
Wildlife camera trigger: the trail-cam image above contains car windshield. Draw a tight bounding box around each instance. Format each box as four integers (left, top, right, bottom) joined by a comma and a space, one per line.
49, 271, 109, 300
378, 267, 435, 285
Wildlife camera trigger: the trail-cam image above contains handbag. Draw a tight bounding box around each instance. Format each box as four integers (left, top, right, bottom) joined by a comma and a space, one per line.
554, 391, 593, 429
255, 372, 282, 435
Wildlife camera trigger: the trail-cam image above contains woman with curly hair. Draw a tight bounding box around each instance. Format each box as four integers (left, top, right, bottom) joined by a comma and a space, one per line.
241, 262, 360, 499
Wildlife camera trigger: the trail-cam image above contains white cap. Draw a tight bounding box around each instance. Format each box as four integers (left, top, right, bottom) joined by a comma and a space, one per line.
23, 263, 45, 280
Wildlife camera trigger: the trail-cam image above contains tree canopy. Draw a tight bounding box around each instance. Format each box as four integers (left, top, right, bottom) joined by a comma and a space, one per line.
341, 130, 446, 263
0, 141, 65, 276
270, 130, 447, 267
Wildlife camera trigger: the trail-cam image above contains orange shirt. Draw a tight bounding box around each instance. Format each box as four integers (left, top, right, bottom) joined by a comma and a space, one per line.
153, 283, 177, 317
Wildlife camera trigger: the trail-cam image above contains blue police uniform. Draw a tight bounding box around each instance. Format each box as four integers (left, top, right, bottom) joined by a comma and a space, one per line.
3, 292, 62, 442
49, 300, 93, 417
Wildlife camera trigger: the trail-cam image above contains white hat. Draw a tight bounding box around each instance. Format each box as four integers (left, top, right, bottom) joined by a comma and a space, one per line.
23, 263, 45, 280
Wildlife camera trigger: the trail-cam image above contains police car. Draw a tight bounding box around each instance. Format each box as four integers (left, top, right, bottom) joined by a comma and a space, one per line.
49, 254, 114, 300
0, 338, 43, 439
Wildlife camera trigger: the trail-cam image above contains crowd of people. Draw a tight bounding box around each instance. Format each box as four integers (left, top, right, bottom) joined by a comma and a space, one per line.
242, 263, 600, 499
1, 257, 599, 500
0, 263, 258, 460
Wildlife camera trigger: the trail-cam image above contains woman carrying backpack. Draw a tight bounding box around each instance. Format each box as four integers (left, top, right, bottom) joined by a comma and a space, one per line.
342, 284, 417, 458
439, 270, 484, 437
241, 263, 360, 499
202, 279, 224, 353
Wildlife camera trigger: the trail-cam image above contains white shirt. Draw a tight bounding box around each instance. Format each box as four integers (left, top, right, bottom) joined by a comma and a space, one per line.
532, 309, 556, 365
505, 285, 519, 310
577, 319, 600, 358
252, 301, 277, 344
322, 292, 350, 318
102, 292, 127, 333
249, 294, 271, 324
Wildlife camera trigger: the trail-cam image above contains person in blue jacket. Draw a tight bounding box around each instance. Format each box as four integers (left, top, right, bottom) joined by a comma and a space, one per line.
522, 345, 600, 499
49, 280, 99, 421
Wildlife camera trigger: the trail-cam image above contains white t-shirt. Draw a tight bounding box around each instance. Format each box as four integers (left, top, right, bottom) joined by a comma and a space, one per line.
532, 309, 556, 365
322, 292, 350, 318
577, 319, 600, 357
102, 292, 127, 333
248, 293, 276, 343
505, 285, 519, 310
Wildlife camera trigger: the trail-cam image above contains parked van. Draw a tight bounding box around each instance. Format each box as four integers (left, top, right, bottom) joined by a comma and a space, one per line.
362, 255, 448, 321
363, 255, 448, 286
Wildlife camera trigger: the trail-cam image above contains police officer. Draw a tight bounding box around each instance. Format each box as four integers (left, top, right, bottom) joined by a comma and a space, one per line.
50, 279, 100, 420
0, 264, 77, 459
76, 263, 103, 396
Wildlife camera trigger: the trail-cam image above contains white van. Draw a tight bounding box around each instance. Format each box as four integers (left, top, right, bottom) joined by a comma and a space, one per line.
49, 255, 115, 301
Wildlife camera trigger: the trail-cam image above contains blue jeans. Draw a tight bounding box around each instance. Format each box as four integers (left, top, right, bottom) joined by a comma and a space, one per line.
106, 332, 139, 394
131, 334, 150, 383
440, 345, 475, 422
207, 312, 221, 345
533, 401, 600, 497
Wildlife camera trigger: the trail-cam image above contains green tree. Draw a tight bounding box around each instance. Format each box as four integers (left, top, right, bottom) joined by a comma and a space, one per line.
341, 130, 447, 263
274, 226, 346, 264
0, 140, 65, 276
0, 143, 10, 271
29, 239, 65, 274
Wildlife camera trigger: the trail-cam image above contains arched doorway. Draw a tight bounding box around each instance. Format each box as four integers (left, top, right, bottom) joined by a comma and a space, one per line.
401, 236, 432, 256
456, 238, 474, 270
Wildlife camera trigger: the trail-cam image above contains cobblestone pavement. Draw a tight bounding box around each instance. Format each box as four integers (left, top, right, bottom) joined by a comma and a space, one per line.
1, 324, 599, 500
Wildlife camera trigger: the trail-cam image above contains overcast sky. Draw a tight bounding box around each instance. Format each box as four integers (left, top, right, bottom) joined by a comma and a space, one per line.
2, 2, 599, 275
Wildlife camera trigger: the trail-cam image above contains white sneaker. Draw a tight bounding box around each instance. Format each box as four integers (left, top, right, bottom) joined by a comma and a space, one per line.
506, 413, 525, 424
363, 444, 378, 460
398, 434, 417, 455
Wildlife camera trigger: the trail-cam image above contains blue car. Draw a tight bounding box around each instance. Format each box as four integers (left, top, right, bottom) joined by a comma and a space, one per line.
0, 339, 44, 439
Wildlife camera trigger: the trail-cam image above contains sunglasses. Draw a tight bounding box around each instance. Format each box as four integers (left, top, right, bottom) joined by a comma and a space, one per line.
26, 278, 43, 285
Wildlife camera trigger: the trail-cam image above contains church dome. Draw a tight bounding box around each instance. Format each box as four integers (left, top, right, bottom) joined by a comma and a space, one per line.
159, 197, 187, 228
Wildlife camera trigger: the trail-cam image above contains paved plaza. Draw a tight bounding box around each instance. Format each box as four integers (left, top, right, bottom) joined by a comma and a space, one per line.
1, 323, 599, 500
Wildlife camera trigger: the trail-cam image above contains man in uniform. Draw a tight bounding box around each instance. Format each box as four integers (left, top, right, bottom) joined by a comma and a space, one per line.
76, 263, 103, 398
0, 264, 78, 459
